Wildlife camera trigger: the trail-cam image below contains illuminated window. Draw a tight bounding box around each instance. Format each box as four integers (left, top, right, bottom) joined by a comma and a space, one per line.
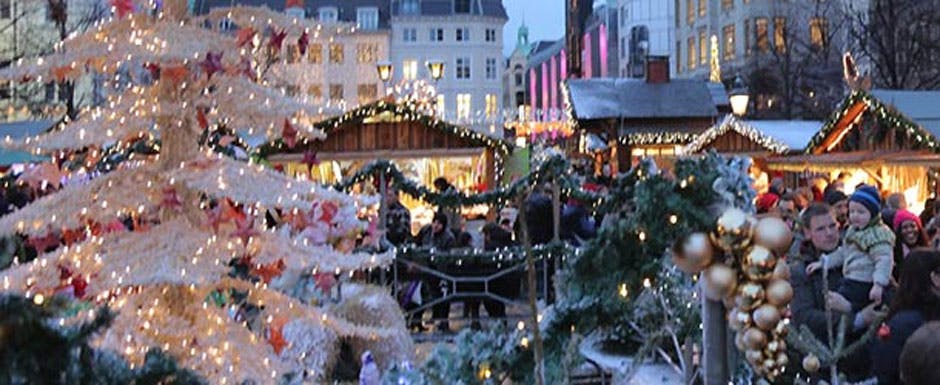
329, 84, 343, 102
308, 85, 322, 103
308, 43, 322, 63
755, 18, 769, 53
774, 17, 786, 53
810, 17, 828, 49
698, 0, 706, 16
357, 43, 378, 64
285, 44, 300, 63
723, 24, 735, 60
722, 0, 733, 10
436, 95, 445, 118
687, 37, 696, 69
485, 94, 497, 118
329, 43, 344, 64
457, 93, 471, 119
402, 60, 418, 80
676, 41, 682, 73
686, 0, 694, 25
699, 29, 707, 64
358, 84, 377, 105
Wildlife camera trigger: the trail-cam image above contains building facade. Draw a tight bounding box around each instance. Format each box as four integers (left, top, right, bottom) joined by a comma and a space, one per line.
197, 0, 391, 111
502, 22, 529, 110
388, 0, 507, 131
616, 0, 676, 78
673, 0, 850, 118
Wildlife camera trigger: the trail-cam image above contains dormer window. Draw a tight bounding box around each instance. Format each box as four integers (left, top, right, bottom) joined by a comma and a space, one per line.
357, 7, 378, 30
401, 0, 419, 15
318, 7, 338, 23
454, 0, 470, 13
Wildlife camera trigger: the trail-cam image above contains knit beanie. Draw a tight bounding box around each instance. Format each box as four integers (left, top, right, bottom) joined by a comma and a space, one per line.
824, 189, 847, 206
892, 209, 923, 232
850, 185, 882, 220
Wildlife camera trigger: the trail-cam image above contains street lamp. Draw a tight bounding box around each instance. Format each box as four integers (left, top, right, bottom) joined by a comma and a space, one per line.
376, 60, 393, 83
426, 59, 445, 82
729, 74, 750, 117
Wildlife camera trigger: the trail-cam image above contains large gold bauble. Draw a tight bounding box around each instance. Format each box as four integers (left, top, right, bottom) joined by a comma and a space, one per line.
772, 260, 791, 281
744, 246, 777, 282
753, 305, 782, 331
776, 352, 789, 367
753, 216, 793, 254
702, 263, 737, 300
766, 279, 794, 306
711, 208, 753, 252
803, 354, 821, 373
745, 349, 764, 366
672, 233, 715, 274
728, 308, 750, 331
744, 327, 768, 350
735, 282, 765, 311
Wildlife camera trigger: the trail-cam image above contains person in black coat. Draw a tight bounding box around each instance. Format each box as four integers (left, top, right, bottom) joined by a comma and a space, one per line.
871, 249, 940, 385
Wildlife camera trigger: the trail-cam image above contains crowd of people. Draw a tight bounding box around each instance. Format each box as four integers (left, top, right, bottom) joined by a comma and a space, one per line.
760, 176, 940, 384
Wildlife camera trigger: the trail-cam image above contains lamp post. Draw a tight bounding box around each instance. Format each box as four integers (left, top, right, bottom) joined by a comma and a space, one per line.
376, 60, 393, 95
729, 74, 750, 117
426, 59, 445, 82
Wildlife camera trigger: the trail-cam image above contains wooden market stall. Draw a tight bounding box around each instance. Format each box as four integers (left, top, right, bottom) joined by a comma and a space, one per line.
261, 99, 512, 226
764, 89, 940, 212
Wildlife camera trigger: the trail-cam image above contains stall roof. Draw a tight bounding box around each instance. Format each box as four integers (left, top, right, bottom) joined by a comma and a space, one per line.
566, 78, 726, 120
0, 119, 57, 140
870, 89, 940, 139
764, 150, 940, 172
683, 115, 820, 154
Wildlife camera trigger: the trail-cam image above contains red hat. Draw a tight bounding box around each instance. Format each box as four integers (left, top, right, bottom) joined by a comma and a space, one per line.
756, 193, 779, 213
893, 209, 922, 232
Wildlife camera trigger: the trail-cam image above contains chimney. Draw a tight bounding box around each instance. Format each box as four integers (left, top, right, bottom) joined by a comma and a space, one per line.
646, 55, 669, 84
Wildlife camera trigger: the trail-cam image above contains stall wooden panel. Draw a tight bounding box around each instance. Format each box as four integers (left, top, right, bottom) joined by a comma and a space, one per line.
706, 131, 768, 153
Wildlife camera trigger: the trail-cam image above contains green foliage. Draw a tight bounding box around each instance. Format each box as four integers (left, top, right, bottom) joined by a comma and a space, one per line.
0, 294, 205, 385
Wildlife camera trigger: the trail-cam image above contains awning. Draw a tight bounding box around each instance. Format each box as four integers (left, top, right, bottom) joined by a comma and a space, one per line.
764, 151, 940, 172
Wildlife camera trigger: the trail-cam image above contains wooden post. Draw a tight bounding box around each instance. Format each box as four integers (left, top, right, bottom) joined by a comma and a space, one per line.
517, 193, 545, 385
552, 182, 561, 243
702, 296, 730, 385
378, 170, 388, 234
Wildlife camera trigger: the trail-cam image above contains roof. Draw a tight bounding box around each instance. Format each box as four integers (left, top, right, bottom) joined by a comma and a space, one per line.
682, 115, 820, 155
192, 0, 392, 28
765, 150, 940, 172
871, 89, 940, 139
566, 78, 725, 120
0, 119, 57, 139
527, 39, 564, 68
390, 0, 507, 18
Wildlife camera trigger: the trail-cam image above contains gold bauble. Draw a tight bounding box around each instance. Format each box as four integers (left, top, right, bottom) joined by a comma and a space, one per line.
776, 352, 789, 367
765, 340, 786, 354
773, 319, 789, 338
728, 308, 749, 331
802, 354, 821, 373
735, 332, 747, 351
672, 233, 715, 274
753, 216, 793, 254
744, 327, 768, 350
702, 263, 737, 300
753, 304, 782, 331
735, 282, 765, 311
744, 246, 777, 281
745, 349, 764, 366
711, 208, 753, 252
766, 279, 794, 306
762, 359, 777, 372
772, 260, 791, 281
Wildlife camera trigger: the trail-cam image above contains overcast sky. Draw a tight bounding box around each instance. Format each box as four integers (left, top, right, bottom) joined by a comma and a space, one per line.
502, 0, 566, 56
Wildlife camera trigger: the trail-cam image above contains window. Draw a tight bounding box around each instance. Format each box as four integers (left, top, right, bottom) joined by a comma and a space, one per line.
755, 18, 769, 53
774, 17, 787, 53
485, 58, 497, 80
686, 0, 694, 25
676, 41, 682, 73
285, 44, 301, 64
485, 29, 497, 42
329, 43, 344, 64
218, 18, 235, 31
455, 0, 471, 13
456, 57, 471, 79
723, 24, 735, 60
356, 7, 379, 30
457, 94, 471, 119
45, 82, 56, 102
456, 27, 470, 42
358, 84, 377, 105
308, 85, 322, 103
675, 0, 680, 27
485, 94, 497, 118
318, 7, 338, 23
687, 37, 696, 69
285, 85, 300, 97
403, 60, 418, 80
722, 0, 733, 10
430, 28, 444, 41
699, 29, 707, 65
308, 43, 323, 63
698, 0, 706, 16
515, 73, 523, 86
402, 28, 417, 42
810, 17, 828, 49
357, 43, 378, 63
744, 18, 751, 56
401, 0, 419, 15
329, 84, 343, 102
620, 37, 626, 58
620, 6, 628, 26
0, 0, 10, 19
436, 95, 445, 118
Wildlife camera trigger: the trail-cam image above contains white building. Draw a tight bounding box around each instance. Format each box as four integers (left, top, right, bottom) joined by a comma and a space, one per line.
616, 0, 675, 78
388, 0, 508, 131
502, 22, 529, 110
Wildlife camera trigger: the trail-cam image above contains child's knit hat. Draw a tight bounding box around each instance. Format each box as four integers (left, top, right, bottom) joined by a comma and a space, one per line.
850, 184, 881, 219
